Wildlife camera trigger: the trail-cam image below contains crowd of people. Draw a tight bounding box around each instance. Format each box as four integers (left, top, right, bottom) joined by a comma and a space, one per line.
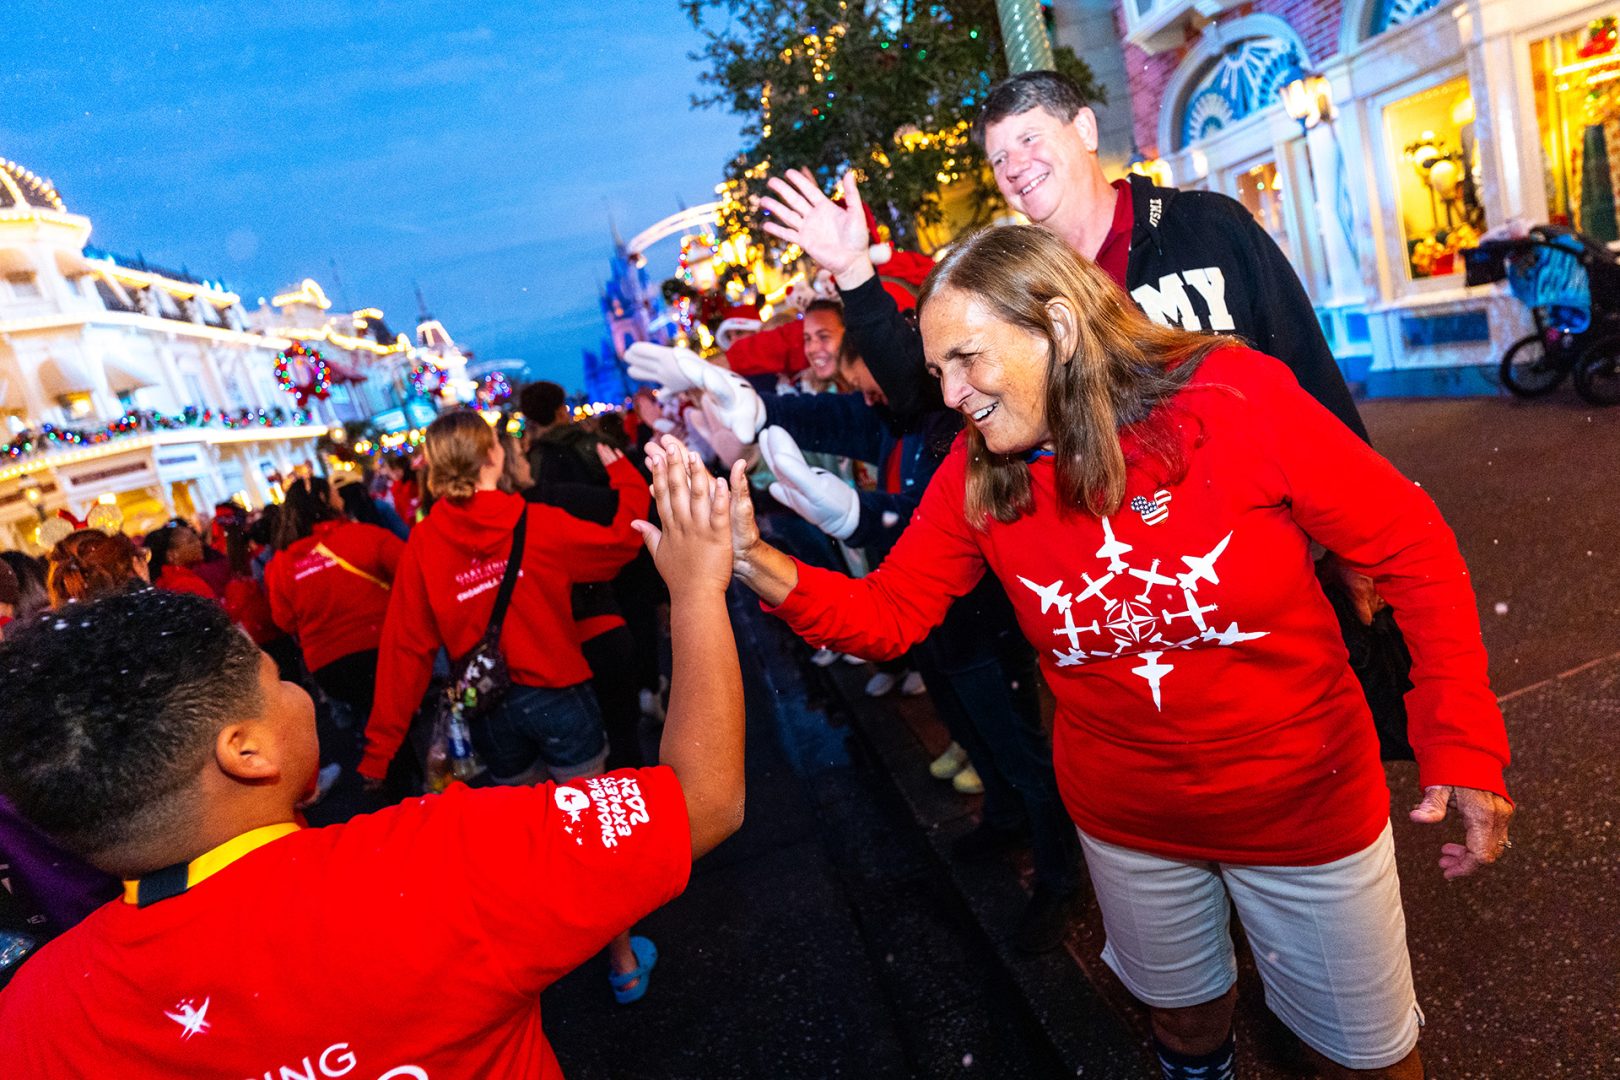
0, 70, 1513, 1080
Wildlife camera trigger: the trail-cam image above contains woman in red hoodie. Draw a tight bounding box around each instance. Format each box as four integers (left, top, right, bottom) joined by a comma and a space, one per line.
363, 410, 655, 1000
265, 480, 404, 715
716, 225, 1513, 1079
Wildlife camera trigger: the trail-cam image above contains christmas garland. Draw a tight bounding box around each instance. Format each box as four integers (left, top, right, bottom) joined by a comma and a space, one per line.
410, 360, 446, 396
476, 372, 512, 406
274, 341, 333, 406
4, 407, 314, 462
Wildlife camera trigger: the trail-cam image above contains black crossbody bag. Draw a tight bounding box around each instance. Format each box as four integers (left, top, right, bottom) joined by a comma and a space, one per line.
449, 512, 528, 721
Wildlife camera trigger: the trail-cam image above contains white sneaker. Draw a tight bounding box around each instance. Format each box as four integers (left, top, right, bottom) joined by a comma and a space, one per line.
864, 671, 899, 697
929, 742, 969, 780
638, 688, 666, 723
952, 764, 984, 795
841, 652, 867, 666
810, 648, 840, 667
900, 670, 926, 696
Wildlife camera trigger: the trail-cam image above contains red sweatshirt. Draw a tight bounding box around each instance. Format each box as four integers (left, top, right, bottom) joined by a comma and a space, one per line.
360, 458, 649, 780
155, 564, 220, 601
265, 521, 404, 672
771, 348, 1510, 866
223, 575, 281, 646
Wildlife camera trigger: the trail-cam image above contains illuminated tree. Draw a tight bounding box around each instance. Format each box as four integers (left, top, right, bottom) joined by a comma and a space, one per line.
683, 0, 1102, 248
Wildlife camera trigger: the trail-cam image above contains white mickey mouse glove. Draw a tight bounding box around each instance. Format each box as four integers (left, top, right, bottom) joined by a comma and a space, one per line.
625, 342, 710, 396
697, 367, 767, 444
758, 426, 860, 541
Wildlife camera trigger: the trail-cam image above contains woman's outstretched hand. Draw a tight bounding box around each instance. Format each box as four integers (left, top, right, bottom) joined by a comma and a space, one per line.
635, 435, 733, 597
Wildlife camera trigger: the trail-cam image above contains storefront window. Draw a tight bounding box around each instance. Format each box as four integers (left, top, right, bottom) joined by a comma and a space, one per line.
1384, 76, 1486, 279
1532, 16, 1620, 242
1235, 160, 1290, 262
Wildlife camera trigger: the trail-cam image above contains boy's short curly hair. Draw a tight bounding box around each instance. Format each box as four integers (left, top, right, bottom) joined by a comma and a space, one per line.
0, 589, 263, 874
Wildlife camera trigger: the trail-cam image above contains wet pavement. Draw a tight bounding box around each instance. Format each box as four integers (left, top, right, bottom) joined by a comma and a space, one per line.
329, 393, 1617, 1078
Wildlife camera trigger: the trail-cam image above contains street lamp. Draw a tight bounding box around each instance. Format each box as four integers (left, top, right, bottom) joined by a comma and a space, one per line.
1280, 64, 1335, 133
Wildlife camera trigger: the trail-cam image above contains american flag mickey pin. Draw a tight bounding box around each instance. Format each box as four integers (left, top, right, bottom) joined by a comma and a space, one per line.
1130, 489, 1172, 526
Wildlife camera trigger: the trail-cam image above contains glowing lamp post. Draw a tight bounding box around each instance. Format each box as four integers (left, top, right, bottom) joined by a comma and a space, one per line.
1280, 65, 1335, 133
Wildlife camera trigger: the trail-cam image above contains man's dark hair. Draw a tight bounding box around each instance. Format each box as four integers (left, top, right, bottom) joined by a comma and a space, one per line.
972, 70, 1091, 146
803, 298, 845, 321
519, 380, 568, 424
0, 589, 264, 873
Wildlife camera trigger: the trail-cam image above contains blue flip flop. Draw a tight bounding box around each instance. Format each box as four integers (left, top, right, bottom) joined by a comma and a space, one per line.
609, 936, 657, 1005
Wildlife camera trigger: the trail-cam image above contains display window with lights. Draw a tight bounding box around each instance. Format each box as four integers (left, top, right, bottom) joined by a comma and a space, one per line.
1384, 77, 1486, 280
1233, 159, 1290, 263
1532, 15, 1620, 243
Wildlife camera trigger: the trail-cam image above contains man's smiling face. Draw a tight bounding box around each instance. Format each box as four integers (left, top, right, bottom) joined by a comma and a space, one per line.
984, 106, 1094, 226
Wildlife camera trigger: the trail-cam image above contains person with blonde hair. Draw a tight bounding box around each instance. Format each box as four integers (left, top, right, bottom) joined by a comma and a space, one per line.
45, 529, 149, 607
364, 409, 660, 1000
711, 224, 1513, 1080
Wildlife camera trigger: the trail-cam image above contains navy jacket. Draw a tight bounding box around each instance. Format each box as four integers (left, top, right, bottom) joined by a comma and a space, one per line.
762, 391, 960, 559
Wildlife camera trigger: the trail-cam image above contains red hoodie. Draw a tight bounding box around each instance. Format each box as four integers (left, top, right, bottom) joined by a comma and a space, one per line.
360, 458, 649, 780
769, 349, 1510, 866
265, 521, 404, 672
155, 564, 220, 601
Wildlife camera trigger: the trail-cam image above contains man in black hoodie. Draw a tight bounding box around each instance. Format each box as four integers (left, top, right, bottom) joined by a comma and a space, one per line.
759, 70, 1367, 441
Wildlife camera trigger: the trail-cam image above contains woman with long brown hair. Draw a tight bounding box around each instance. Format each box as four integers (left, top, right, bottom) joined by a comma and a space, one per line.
710, 225, 1513, 1079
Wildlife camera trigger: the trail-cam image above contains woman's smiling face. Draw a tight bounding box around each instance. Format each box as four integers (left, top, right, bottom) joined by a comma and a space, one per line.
921, 287, 1054, 455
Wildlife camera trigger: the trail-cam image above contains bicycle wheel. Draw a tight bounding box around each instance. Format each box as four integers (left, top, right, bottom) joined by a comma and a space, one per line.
1499, 334, 1568, 396
1575, 335, 1620, 405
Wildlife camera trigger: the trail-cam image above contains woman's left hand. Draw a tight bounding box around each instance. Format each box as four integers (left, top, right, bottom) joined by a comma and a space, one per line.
1409, 784, 1514, 879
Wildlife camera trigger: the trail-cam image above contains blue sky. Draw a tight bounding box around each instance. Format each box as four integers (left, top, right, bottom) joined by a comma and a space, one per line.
1, 2, 742, 388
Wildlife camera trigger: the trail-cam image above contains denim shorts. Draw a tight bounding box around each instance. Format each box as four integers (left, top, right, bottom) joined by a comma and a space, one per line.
471, 681, 607, 784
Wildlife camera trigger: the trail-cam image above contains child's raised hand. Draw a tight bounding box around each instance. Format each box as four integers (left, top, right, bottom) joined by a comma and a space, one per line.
634, 435, 733, 597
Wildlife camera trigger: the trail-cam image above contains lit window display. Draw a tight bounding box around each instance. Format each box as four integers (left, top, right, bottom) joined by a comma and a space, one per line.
1235, 160, 1290, 262
1385, 77, 1485, 279
1532, 16, 1620, 243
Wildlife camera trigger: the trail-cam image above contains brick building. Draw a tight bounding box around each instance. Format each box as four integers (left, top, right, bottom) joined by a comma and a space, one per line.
1106, 0, 1620, 394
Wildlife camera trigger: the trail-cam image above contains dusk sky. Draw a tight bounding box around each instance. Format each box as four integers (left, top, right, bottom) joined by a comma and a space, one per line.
2, 2, 743, 389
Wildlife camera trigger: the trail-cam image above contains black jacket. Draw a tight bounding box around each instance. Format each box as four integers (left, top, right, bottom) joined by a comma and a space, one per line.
841, 174, 1368, 441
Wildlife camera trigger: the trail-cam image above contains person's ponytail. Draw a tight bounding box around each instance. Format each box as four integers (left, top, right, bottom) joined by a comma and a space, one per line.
424, 411, 495, 502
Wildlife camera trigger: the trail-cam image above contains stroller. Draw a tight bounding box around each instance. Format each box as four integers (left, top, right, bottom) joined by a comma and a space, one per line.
1463, 224, 1620, 405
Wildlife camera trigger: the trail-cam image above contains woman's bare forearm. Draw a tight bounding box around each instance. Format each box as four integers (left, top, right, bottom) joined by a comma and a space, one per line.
733, 539, 800, 608
658, 585, 744, 859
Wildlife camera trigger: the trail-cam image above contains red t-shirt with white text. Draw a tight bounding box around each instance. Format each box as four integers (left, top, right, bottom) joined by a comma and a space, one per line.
0, 769, 691, 1078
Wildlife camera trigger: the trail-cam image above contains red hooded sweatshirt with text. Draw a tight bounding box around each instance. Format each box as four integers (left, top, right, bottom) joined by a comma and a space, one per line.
265, 521, 405, 672
360, 457, 649, 780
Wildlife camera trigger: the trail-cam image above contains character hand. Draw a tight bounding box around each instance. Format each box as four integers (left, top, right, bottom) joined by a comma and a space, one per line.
625, 342, 711, 396
758, 426, 860, 540
759, 169, 875, 285
1409, 784, 1515, 879
635, 435, 734, 595
696, 367, 767, 443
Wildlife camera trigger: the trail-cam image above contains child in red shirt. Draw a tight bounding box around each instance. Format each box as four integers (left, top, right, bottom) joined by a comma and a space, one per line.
0, 440, 744, 1078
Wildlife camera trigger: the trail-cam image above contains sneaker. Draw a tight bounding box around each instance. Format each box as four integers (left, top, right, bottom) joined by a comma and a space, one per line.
810, 648, 840, 667
899, 670, 927, 696
950, 821, 1028, 863
1012, 885, 1078, 956
637, 688, 666, 723
841, 652, 867, 666
951, 763, 985, 795
928, 742, 969, 780
864, 671, 899, 697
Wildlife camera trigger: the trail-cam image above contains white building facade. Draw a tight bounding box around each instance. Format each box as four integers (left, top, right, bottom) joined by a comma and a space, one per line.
1112, 0, 1620, 394
0, 158, 328, 548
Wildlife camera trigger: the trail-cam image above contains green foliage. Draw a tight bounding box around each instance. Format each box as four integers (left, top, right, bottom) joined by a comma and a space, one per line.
683, 0, 1102, 248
